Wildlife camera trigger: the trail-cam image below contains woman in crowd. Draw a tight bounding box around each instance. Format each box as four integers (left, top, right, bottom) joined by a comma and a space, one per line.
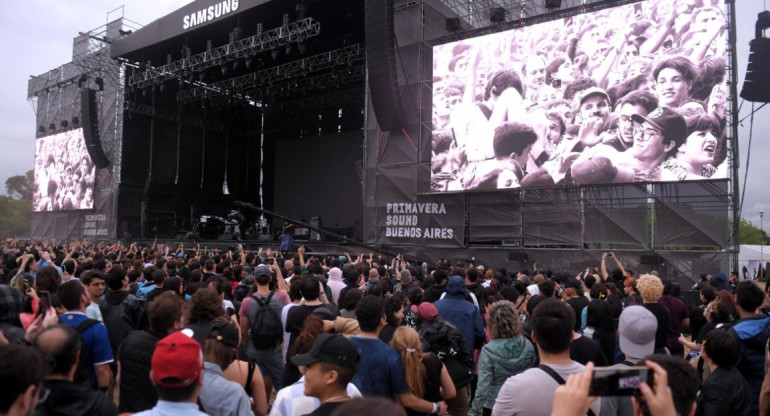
199, 322, 259, 416
470, 300, 536, 416
379, 293, 405, 344
662, 114, 722, 180
581, 299, 619, 365
622, 277, 643, 307
391, 326, 456, 416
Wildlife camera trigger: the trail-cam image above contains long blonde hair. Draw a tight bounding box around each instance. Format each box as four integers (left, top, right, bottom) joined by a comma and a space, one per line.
390, 326, 427, 398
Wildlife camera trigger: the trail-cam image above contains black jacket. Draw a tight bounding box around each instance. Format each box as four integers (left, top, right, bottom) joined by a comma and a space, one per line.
35, 379, 118, 416
117, 328, 166, 412
99, 290, 143, 356
419, 319, 473, 388
695, 366, 751, 416
423, 284, 446, 303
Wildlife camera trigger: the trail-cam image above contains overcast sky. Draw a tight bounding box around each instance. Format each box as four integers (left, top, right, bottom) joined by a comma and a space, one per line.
0, 1, 768, 226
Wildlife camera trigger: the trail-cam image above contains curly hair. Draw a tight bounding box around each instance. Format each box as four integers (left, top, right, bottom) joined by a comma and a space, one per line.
637, 274, 664, 302
292, 314, 325, 355
185, 287, 224, 324
487, 300, 521, 339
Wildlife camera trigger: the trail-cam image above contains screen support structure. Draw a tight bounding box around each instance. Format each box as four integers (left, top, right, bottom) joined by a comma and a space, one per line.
726, 0, 741, 272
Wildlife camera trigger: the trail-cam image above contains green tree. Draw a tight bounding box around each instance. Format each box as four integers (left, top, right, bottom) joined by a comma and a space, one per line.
5, 170, 33, 200
739, 218, 768, 245
0, 196, 30, 236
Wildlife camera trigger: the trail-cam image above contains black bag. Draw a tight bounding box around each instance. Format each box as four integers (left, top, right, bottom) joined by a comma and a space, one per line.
74, 318, 99, 386
249, 292, 283, 350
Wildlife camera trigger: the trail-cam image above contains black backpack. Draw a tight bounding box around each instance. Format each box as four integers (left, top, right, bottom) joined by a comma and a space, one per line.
249, 292, 283, 350
74, 318, 99, 387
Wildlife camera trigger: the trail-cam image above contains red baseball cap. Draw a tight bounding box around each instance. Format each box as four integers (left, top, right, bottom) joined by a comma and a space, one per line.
151, 331, 203, 388
411, 302, 439, 321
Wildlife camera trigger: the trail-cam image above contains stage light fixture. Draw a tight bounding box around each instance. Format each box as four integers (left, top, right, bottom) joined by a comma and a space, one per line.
297, 4, 308, 20
490, 7, 506, 24
78, 74, 87, 88
60, 120, 68, 128
198, 71, 206, 82
221, 65, 228, 76
446, 17, 461, 32
38, 126, 45, 134
298, 42, 307, 55
95, 77, 104, 91
72, 117, 79, 125
271, 49, 279, 61
245, 57, 253, 69
159, 82, 165, 93
545, 0, 562, 10
49, 123, 56, 131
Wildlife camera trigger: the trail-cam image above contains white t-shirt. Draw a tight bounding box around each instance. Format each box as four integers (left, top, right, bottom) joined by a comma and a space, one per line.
492, 361, 602, 416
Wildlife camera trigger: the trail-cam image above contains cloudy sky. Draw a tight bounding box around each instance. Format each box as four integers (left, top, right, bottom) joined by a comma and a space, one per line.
0, 1, 768, 226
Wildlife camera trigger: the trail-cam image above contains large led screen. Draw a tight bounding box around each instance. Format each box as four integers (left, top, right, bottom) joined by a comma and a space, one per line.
33, 128, 96, 211
431, 0, 727, 192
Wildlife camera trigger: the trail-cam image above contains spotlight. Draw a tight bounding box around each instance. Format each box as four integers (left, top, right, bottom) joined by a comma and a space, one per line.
72, 116, 79, 125
271, 49, 279, 61
298, 43, 307, 55
95, 77, 104, 91
38, 126, 45, 134
296, 4, 307, 20
49, 123, 56, 131
78, 74, 87, 88
159, 82, 165, 93
490, 7, 506, 23
245, 57, 253, 69
60, 120, 69, 129
221, 65, 228, 76
198, 71, 206, 82
285, 44, 292, 55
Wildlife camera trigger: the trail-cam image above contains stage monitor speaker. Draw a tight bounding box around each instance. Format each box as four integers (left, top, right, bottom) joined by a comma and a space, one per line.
740, 13, 770, 103
640, 254, 662, 265
445, 17, 461, 32
545, 0, 562, 9
490, 7, 505, 23
365, 0, 405, 131
508, 252, 528, 262
80, 89, 111, 168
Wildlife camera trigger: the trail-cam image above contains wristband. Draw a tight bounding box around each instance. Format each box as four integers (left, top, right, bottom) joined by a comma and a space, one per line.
432, 402, 439, 414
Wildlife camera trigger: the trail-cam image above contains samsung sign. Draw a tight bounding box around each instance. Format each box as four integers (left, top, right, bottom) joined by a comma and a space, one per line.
183, 0, 239, 30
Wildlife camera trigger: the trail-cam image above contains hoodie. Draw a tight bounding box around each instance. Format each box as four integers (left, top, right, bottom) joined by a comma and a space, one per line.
99, 290, 143, 355
470, 336, 537, 414
327, 267, 346, 304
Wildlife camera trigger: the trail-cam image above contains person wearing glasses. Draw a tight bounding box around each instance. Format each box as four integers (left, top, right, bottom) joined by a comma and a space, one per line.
571, 106, 687, 184
32, 325, 120, 415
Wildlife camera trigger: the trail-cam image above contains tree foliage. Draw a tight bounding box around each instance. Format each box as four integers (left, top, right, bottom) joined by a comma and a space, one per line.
739, 218, 768, 245
6, 170, 33, 200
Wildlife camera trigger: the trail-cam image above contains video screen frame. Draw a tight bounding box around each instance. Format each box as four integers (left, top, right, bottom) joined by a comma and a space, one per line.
33, 128, 96, 212
430, 0, 728, 192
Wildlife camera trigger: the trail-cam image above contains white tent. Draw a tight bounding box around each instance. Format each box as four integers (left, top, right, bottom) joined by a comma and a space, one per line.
739, 245, 769, 279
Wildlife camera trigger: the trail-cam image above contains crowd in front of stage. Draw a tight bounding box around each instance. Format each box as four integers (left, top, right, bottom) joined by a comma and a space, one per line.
0, 237, 768, 416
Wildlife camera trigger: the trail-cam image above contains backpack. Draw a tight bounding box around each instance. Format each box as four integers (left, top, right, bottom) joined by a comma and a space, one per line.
73, 318, 99, 387
249, 292, 283, 350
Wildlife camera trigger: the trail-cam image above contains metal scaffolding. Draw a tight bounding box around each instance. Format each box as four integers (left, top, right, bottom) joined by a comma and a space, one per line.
128, 17, 321, 90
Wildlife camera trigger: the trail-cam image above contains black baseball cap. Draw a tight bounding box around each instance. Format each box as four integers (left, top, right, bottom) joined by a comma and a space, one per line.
631, 107, 686, 145
290, 333, 360, 369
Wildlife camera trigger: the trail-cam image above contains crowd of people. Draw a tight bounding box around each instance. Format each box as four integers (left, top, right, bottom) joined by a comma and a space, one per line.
32, 129, 96, 212
0, 238, 768, 416
431, 0, 727, 191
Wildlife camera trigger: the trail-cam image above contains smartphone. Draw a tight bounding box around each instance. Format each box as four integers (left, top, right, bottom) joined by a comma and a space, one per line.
552, 79, 561, 89
38, 290, 52, 315
589, 366, 652, 396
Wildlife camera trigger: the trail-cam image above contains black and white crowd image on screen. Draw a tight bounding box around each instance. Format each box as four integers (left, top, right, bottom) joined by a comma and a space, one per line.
431, 0, 728, 192
32, 128, 96, 212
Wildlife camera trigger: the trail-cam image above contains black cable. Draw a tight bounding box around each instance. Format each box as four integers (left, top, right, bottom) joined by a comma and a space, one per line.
739, 102, 755, 219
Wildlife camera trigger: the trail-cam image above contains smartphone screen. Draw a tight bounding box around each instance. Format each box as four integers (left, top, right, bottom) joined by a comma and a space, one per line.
38, 290, 52, 315
589, 366, 652, 396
